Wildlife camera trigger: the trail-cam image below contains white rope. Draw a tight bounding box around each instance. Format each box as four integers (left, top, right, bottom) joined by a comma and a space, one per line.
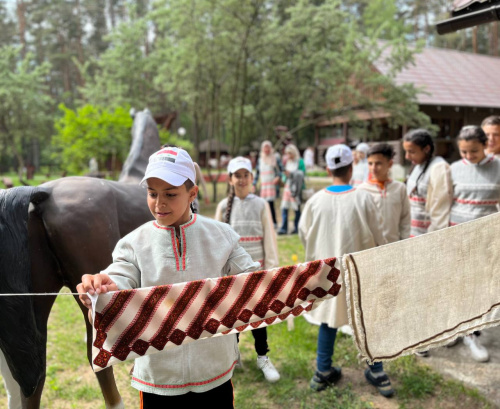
0, 292, 83, 296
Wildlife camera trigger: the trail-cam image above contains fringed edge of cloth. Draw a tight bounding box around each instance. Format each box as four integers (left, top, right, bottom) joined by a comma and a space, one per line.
342, 254, 370, 362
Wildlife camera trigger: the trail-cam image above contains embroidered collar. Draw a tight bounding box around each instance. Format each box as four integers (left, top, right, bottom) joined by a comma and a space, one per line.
153, 213, 196, 230
462, 154, 494, 166
153, 214, 198, 271
367, 174, 392, 190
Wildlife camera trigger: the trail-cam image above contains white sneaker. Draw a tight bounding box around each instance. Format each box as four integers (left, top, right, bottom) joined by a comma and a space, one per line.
257, 356, 280, 383
339, 325, 353, 336
463, 334, 489, 362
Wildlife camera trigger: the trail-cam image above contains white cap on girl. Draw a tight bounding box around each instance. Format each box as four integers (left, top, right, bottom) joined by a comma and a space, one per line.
227, 156, 253, 173
141, 147, 196, 186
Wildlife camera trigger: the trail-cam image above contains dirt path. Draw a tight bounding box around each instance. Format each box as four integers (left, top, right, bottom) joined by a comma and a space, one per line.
419, 325, 500, 408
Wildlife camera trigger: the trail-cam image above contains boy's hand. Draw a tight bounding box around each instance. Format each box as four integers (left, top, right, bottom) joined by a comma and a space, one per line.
77, 273, 118, 309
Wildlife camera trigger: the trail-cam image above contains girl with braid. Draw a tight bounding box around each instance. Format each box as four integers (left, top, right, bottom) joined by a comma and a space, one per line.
215, 156, 281, 383
403, 129, 453, 358
403, 129, 453, 238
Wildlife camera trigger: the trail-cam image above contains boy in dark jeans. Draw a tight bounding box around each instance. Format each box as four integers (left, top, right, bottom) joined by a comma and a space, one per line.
298, 144, 394, 397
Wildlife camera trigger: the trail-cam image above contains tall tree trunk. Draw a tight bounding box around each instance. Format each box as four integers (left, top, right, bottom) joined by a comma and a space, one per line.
75, 0, 86, 88
16, 0, 27, 58
108, 0, 116, 28
58, 32, 71, 93
236, 46, 249, 155
491, 21, 499, 57
472, 26, 478, 54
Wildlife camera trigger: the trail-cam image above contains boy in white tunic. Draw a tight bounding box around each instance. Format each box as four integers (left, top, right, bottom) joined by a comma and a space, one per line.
77, 147, 260, 408
298, 144, 393, 397
215, 156, 281, 383
358, 143, 411, 243
481, 115, 500, 158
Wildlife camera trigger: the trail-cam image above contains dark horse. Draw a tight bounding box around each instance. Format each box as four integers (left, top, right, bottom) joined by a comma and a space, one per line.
0, 109, 160, 408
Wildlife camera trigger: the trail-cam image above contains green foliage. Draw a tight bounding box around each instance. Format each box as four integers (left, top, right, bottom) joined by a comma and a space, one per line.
79, 0, 432, 157
52, 104, 133, 174
158, 129, 195, 156
0, 45, 54, 173
362, 0, 409, 40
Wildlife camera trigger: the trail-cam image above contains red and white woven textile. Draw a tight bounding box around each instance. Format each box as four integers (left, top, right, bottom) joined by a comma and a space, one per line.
90, 258, 341, 372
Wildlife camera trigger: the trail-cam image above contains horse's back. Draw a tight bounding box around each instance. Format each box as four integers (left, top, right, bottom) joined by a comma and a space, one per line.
37, 177, 152, 286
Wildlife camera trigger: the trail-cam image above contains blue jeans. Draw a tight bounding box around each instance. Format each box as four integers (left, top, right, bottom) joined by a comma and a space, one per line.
317, 323, 383, 373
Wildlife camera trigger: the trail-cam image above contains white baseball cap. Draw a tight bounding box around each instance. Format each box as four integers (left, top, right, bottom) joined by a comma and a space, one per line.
141, 147, 196, 186
355, 142, 370, 154
325, 144, 353, 170
227, 156, 253, 174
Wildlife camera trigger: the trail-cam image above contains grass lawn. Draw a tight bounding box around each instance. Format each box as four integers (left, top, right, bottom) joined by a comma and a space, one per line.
0, 175, 493, 408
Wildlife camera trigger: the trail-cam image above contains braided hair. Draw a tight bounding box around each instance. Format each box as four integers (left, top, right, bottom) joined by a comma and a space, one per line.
403, 129, 434, 196
224, 177, 236, 224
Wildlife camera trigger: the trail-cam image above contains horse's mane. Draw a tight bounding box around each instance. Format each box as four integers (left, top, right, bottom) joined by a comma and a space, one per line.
118, 108, 161, 184
0, 187, 50, 397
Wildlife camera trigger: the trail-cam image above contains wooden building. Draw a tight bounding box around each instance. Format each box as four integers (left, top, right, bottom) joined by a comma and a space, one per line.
315, 45, 500, 165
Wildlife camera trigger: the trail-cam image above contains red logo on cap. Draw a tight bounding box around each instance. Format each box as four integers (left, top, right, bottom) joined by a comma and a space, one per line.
157, 149, 178, 156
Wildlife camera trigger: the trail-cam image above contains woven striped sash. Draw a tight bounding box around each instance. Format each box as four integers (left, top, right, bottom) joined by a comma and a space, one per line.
91, 258, 341, 371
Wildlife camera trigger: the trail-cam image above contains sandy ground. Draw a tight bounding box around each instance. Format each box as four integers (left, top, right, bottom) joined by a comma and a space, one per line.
420, 325, 500, 408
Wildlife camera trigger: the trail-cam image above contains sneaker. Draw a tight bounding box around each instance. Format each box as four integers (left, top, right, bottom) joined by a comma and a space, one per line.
309, 366, 342, 392
339, 325, 353, 336
364, 368, 394, 398
446, 337, 460, 347
463, 334, 489, 362
415, 350, 429, 357
257, 356, 280, 383
277, 229, 287, 235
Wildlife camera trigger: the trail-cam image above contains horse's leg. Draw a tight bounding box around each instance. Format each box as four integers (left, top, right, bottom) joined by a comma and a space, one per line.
20, 211, 63, 409
0, 349, 22, 409
75, 295, 125, 409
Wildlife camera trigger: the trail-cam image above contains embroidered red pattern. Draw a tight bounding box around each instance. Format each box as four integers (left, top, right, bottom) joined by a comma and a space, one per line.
92, 258, 340, 369
454, 198, 498, 205
239, 236, 263, 242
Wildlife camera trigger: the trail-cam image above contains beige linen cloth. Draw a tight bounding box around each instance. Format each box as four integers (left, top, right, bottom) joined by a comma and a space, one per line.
343, 212, 500, 363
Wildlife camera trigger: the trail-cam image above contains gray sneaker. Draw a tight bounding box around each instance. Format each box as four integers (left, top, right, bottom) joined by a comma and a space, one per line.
309, 367, 342, 391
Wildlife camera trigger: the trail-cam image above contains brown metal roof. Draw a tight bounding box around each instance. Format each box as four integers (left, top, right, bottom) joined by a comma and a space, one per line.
375, 45, 500, 109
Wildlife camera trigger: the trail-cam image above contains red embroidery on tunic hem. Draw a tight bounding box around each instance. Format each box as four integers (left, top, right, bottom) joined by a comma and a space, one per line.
131, 360, 238, 389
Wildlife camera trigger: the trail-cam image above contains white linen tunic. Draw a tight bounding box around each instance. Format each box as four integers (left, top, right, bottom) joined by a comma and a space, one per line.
101, 214, 260, 396
215, 194, 279, 270
450, 155, 500, 225
298, 187, 387, 328
358, 179, 411, 243
406, 156, 453, 237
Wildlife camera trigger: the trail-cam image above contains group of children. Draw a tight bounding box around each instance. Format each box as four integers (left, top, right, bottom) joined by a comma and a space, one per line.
76, 115, 500, 407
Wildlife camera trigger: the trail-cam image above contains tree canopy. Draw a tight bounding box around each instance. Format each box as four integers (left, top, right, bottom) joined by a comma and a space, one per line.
1, 0, 498, 173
